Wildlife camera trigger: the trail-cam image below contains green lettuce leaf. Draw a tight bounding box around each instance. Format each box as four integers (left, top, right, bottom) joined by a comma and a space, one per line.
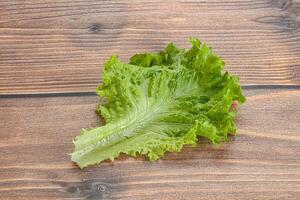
71, 38, 246, 168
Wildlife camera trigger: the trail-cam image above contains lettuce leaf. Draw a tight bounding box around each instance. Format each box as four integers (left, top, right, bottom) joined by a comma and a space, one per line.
71, 38, 246, 168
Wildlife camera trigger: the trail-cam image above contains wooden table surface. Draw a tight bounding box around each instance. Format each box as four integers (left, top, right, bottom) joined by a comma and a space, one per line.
0, 0, 300, 199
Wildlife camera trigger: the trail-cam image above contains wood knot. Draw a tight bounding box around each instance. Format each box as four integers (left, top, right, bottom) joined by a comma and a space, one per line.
97, 184, 109, 193
63, 179, 112, 199
88, 23, 102, 34
66, 185, 78, 193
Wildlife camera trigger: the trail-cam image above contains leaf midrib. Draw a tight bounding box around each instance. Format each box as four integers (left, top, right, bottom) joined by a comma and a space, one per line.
73, 80, 200, 161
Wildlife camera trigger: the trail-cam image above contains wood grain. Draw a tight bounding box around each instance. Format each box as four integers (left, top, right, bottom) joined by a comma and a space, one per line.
0, 88, 299, 200
1, 0, 300, 94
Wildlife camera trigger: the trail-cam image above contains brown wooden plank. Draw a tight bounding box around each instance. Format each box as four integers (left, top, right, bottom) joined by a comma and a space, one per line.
1, 0, 300, 94
0, 88, 299, 199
